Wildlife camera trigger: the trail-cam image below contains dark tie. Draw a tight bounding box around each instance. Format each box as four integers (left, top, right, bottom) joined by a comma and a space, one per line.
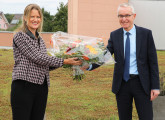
123, 32, 130, 82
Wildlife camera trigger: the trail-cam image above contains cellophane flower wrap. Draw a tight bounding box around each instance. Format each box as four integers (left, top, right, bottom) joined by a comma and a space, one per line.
49, 31, 115, 81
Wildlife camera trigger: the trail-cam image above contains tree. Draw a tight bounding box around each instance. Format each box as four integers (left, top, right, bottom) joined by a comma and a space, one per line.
52, 2, 68, 32
5, 13, 14, 23
42, 2, 68, 32
42, 8, 54, 32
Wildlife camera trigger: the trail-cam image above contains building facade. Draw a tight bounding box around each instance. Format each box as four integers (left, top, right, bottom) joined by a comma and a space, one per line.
68, 0, 128, 45
9, 14, 23, 28
130, 0, 165, 50
68, 0, 165, 50
0, 11, 9, 30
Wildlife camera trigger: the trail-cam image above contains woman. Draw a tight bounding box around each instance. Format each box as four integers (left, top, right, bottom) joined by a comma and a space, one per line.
11, 4, 82, 120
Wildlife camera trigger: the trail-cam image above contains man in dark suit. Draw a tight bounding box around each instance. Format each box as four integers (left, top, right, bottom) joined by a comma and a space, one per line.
88, 3, 160, 120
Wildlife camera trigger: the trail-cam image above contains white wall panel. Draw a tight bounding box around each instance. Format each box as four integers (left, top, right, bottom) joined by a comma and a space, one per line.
129, 0, 165, 50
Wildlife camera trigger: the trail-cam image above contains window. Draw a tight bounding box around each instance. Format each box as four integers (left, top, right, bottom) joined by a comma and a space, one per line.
11, 20, 19, 24
0, 16, 2, 21
0, 24, 1, 28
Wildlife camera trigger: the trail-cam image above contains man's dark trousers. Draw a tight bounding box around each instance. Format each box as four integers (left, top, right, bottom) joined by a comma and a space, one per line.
116, 77, 153, 120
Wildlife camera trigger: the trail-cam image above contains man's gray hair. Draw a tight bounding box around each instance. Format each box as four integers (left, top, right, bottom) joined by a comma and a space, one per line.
117, 3, 135, 15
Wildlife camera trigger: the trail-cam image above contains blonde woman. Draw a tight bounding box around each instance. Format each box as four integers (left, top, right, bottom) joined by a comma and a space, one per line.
11, 4, 82, 120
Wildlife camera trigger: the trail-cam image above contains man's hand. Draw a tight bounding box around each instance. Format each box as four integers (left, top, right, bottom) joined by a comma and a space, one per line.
150, 90, 160, 101
80, 63, 90, 71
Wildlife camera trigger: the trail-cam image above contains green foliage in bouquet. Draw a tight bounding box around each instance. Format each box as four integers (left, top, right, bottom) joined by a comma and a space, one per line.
55, 48, 101, 81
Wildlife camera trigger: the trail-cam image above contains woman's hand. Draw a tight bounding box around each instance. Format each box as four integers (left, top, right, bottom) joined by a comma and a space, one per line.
63, 58, 82, 66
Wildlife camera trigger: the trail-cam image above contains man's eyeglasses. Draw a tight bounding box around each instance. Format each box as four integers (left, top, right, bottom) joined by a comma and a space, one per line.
118, 14, 133, 19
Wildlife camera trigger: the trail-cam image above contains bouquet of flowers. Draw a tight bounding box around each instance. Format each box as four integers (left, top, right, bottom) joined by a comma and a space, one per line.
49, 31, 115, 81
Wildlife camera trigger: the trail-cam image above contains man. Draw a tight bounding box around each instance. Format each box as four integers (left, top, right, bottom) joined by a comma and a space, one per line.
88, 3, 160, 120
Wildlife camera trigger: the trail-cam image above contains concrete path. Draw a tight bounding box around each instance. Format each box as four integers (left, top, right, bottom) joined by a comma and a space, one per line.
0, 46, 13, 49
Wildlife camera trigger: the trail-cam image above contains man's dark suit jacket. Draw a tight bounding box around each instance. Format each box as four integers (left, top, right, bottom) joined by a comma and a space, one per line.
91, 25, 160, 95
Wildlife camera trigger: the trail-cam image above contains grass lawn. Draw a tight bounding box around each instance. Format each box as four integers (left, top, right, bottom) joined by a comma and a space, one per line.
0, 49, 164, 120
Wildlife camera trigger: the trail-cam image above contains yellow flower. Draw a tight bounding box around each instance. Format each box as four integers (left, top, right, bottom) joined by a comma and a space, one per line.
86, 45, 98, 54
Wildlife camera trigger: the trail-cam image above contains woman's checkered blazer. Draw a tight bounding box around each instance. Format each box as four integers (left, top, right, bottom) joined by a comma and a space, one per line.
12, 31, 63, 86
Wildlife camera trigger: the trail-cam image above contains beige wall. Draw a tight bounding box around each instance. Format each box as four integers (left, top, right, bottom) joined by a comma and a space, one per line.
0, 32, 53, 48
68, 0, 128, 45
0, 32, 13, 47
